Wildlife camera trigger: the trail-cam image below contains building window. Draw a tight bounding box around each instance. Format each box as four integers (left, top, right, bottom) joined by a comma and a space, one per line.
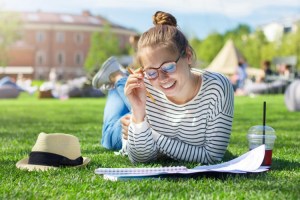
74, 52, 83, 65
57, 52, 65, 65
35, 51, 46, 66
74, 33, 83, 44
36, 31, 45, 43
56, 32, 65, 43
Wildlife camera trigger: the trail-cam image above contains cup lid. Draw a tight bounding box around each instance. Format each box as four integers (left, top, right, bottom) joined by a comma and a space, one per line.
247, 125, 276, 139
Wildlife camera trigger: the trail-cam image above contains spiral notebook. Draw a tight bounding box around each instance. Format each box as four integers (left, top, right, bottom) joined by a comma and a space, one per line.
95, 145, 269, 181
95, 166, 188, 175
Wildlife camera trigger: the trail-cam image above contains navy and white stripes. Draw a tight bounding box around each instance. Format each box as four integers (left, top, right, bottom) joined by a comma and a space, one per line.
127, 69, 234, 164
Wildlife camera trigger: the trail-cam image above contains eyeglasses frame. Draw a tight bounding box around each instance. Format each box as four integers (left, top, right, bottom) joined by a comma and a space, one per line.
143, 50, 185, 80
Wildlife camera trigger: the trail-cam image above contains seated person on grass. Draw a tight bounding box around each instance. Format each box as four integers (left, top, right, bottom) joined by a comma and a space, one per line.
93, 11, 234, 164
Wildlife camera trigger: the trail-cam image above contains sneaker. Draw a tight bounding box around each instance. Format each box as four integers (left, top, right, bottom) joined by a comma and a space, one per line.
114, 138, 128, 156
92, 56, 123, 89
99, 83, 114, 95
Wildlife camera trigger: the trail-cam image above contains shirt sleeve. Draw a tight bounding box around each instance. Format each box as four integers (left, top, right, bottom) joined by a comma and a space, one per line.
127, 118, 158, 163
149, 111, 231, 164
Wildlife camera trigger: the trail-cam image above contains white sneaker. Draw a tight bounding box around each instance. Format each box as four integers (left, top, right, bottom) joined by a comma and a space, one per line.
114, 138, 128, 156
92, 56, 123, 89
99, 83, 114, 95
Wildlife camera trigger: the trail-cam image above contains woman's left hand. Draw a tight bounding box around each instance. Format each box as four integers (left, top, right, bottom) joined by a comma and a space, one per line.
121, 114, 131, 140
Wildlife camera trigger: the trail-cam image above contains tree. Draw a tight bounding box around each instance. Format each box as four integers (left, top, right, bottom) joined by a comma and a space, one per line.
279, 23, 300, 70
196, 32, 224, 67
189, 37, 202, 65
0, 11, 22, 66
241, 30, 268, 67
84, 24, 123, 73
224, 24, 252, 42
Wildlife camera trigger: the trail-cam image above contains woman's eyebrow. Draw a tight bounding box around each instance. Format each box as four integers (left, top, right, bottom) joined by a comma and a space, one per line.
145, 60, 173, 70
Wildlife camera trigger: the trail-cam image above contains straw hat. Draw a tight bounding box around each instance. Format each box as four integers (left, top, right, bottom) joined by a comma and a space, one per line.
16, 132, 90, 171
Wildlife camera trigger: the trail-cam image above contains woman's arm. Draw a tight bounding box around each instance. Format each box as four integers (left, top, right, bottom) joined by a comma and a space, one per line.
152, 111, 233, 164
127, 119, 158, 163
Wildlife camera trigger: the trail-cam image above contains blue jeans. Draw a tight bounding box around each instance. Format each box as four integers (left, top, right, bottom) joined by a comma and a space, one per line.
101, 77, 131, 150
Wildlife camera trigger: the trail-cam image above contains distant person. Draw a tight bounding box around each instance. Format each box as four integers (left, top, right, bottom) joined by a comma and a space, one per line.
16, 74, 38, 95
92, 11, 234, 164
262, 60, 273, 76
285, 79, 300, 111
233, 59, 248, 95
0, 76, 23, 91
49, 68, 57, 83
260, 60, 273, 82
0, 75, 37, 95
279, 64, 292, 79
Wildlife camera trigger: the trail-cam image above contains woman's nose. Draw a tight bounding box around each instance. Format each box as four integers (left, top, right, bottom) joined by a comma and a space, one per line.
158, 71, 169, 81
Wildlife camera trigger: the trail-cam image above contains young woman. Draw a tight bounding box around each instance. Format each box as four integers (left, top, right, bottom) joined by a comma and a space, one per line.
93, 11, 234, 164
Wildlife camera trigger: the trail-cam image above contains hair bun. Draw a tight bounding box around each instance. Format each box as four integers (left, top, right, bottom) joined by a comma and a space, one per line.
152, 11, 177, 27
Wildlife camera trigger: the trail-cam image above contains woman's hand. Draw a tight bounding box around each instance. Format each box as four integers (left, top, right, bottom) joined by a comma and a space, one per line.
124, 69, 146, 123
121, 114, 131, 140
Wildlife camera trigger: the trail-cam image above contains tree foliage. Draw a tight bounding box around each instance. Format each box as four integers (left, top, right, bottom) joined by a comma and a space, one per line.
190, 32, 224, 68
84, 24, 123, 73
189, 23, 300, 70
0, 11, 22, 66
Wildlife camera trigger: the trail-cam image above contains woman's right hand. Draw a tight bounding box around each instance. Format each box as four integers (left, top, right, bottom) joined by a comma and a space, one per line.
124, 69, 146, 123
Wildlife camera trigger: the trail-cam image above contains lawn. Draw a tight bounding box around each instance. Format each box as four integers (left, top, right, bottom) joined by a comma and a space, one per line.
0, 94, 299, 199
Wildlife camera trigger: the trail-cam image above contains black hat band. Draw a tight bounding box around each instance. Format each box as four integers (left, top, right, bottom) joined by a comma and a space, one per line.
28, 151, 83, 167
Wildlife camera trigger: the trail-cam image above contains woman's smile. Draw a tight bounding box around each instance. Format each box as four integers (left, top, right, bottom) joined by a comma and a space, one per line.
160, 80, 176, 90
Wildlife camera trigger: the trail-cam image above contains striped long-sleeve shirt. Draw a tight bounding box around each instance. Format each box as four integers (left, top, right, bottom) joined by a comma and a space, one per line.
127, 69, 234, 164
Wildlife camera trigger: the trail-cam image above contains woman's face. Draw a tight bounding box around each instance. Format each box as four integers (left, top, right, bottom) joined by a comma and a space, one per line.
141, 47, 193, 102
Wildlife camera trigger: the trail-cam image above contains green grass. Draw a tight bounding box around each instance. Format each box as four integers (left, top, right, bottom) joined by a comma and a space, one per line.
0, 94, 299, 199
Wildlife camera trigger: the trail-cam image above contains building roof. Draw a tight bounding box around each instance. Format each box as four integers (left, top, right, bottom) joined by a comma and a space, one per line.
19, 10, 134, 31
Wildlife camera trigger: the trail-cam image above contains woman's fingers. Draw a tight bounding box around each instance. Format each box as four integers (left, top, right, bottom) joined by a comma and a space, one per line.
121, 114, 131, 125
122, 128, 128, 140
121, 114, 131, 140
125, 74, 145, 96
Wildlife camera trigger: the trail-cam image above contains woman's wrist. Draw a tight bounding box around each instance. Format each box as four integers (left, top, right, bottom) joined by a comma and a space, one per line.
131, 112, 146, 124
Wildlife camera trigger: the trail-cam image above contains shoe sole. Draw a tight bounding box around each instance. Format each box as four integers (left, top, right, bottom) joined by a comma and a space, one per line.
92, 57, 117, 89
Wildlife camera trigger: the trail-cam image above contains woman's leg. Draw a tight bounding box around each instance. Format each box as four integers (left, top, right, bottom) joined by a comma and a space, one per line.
115, 77, 131, 110
101, 77, 131, 150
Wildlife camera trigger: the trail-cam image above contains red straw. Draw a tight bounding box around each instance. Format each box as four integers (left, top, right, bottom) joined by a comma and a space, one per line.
263, 101, 266, 144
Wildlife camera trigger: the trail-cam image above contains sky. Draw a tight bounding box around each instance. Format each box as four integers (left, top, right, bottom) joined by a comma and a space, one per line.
1, 0, 300, 39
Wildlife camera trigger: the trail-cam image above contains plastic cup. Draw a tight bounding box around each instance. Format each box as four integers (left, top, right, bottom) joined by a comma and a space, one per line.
247, 125, 276, 166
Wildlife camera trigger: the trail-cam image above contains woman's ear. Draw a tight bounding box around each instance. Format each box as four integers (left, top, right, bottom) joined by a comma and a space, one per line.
185, 47, 193, 65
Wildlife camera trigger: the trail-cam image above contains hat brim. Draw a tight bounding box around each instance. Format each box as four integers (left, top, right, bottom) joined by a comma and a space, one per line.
16, 157, 91, 171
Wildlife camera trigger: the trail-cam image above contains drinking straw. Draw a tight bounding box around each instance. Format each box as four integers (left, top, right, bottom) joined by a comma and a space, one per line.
127, 68, 156, 103
263, 101, 266, 144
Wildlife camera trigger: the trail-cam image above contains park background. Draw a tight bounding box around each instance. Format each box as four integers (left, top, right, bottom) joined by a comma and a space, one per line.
0, 1, 300, 199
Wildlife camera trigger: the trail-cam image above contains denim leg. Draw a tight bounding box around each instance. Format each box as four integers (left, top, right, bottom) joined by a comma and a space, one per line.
101, 77, 131, 150
115, 77, 131, 111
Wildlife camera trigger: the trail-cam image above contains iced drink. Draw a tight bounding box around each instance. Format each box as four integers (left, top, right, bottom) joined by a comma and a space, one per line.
247, 125, 276, 166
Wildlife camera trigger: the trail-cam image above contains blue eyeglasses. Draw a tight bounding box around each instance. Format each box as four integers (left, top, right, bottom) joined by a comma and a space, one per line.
144, 51, 185, 80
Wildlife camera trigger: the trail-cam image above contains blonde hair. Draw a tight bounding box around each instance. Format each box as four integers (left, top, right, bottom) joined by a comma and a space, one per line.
136, 11, 195, 67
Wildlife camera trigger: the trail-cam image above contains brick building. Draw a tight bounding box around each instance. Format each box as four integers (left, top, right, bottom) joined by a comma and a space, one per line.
5, 10, 137, 80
